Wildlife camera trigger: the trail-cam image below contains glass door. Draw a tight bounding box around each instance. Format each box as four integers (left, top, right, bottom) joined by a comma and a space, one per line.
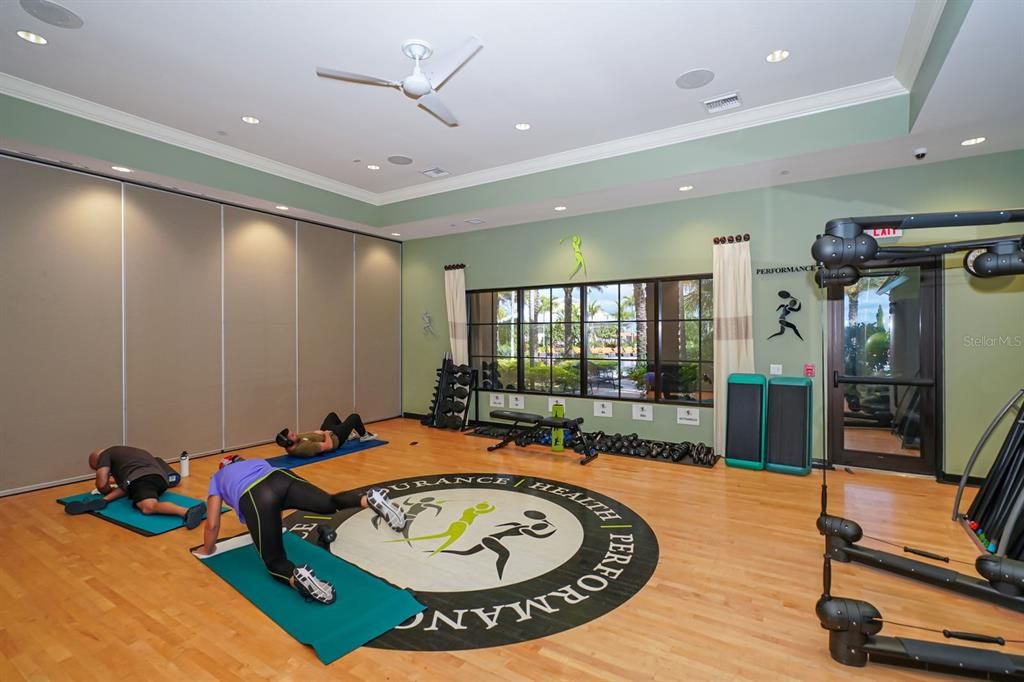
827, 260, 941, 475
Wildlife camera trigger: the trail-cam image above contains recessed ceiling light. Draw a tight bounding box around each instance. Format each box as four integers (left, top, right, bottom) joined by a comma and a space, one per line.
111, 166, 133, 173
514, 122, 531, 131
766, 49, 790, 63
241, 115, 260, 125
391, 232, 401, 236
367, 164, 381, 171
465, 218, 485, 225
960, 136, 986, 146
17, 30, 47, 44
554, 206, 567, 211
678, 185, 694, 192
275, 205, 288, 210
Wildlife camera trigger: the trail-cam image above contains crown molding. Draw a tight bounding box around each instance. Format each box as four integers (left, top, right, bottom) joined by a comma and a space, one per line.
895, 0, 947, 88
376, 76, 908, 204
0, 73, 379, 205
2, 72, 906, 209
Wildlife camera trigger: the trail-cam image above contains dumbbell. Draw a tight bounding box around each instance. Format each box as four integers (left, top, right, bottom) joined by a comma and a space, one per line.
456, 364, 471, 374
316, 524, 337, 549
456, 373, 471, 386
693, 442, 708, 464
452, 399, 466, 413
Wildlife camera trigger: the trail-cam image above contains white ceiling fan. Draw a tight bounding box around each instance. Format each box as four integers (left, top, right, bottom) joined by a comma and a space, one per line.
316, 36, 483, 127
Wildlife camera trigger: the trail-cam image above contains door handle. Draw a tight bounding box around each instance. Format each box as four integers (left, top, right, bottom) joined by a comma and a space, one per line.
833, 373, 935, 388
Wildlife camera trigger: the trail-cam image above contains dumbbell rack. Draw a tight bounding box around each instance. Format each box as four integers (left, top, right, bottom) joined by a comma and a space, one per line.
421, 355, 477, 431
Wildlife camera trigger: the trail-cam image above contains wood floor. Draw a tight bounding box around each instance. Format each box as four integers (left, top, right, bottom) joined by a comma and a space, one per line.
0, 418, 1017, 681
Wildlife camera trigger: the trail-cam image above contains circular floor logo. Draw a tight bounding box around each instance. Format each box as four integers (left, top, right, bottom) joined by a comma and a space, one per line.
285, 473, 658, 651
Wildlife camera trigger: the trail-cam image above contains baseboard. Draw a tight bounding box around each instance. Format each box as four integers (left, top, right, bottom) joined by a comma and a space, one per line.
403, 412, 427, 420
938, 471, 985, 486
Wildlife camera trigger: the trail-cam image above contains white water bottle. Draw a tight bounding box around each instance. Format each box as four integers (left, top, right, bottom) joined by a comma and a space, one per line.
179, 451, 190, 477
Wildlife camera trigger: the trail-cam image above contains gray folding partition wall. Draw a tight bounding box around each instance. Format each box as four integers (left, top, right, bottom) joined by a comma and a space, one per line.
223, 207, 298, 449
0, 160, 123, 492
297, 222, 355, 431
125, 186, 222, 458
354, 235, 402, 423
0, 156, 402, 495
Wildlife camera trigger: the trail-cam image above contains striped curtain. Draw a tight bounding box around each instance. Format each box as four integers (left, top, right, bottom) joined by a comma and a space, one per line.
713, 241, 755, 454
444, 266, 468, 365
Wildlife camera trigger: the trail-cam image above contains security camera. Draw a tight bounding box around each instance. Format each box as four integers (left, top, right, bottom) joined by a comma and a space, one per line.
913, 147, 928, 160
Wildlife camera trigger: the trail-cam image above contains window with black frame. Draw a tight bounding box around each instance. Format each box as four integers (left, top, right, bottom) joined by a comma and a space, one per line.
522, 286, 581, 395
658, 277, 714, 404
583, 282, 656, 400
468, 275, 713, 406
469, 290, 519, 392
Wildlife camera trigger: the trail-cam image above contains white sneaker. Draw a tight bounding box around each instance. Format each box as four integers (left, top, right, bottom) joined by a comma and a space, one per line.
292, 564, 336, 605
366, 488, 406, 532
359, 432, 377, 442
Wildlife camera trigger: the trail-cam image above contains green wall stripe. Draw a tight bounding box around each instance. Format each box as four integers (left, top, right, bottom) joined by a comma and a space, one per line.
0, 94, 380, 226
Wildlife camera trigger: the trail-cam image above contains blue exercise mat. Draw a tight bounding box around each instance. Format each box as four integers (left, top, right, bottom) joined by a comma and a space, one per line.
57, 491, 219, 536
195, 532, 424, 664
266, 439, 387, 470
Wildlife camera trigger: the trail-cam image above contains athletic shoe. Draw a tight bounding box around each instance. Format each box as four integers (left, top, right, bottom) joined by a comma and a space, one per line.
359, 432, 378, 443
292, 564, 336, 605
183, 503, 206, 530
366, 487, 406, 532
65, 497, 108, 515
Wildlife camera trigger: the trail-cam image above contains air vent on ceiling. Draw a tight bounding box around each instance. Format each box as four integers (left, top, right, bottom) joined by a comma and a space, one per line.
703, 92, 742, 113
421, 167, 451, 178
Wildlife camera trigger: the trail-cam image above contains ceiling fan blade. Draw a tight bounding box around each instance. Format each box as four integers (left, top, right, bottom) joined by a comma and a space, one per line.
425, 35, 483, 90
315, 67, 399, 88
417, 91, 458, 126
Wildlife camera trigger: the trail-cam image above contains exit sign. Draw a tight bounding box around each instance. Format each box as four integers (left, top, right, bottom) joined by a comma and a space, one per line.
869, 227, 903, 239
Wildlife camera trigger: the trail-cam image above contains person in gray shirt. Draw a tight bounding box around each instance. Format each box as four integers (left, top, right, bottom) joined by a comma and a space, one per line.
64, 446, 204, 529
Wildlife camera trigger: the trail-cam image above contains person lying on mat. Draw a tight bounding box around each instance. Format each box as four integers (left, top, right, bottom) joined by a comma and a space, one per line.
275, 411, 377, 458
194, 454, 406, 604
66, 446, 206, 529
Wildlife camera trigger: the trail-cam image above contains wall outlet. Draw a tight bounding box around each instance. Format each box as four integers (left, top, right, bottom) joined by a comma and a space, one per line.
489, 393, 505, 408
548, 397, 566, 412
593, 401, 613, 418
676, 407, 700, 426
631, 404, 653, 421
509, 395, 525, 409
769, 364, 783, 375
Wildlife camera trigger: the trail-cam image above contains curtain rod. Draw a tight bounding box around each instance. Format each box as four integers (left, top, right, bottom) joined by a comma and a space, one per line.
713, 234, 751, 245
444, 263, 466, 270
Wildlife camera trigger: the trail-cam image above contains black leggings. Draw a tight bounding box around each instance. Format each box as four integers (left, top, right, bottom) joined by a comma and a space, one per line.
238, 469, 362, 583
320, 412, 367, 445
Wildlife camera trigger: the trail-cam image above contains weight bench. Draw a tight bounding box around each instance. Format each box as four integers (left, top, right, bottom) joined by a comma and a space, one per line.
487, 410, 599, 465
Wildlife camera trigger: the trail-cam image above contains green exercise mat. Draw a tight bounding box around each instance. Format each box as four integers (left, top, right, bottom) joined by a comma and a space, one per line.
195, 532, 425, 664
57, 491, 216, 536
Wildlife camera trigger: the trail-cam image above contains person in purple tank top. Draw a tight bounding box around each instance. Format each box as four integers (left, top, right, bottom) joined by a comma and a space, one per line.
194, 455, 407, 604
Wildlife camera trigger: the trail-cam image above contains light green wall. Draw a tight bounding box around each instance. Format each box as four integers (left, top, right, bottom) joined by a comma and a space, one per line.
0, 94, 380, 226
403, 150, 1024, 476
376, 96, 908, 226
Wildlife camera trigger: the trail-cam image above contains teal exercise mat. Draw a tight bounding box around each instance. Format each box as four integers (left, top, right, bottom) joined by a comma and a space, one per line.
194, 532, 425, 664
57, 491, 220, 537
266, 439, 387, 470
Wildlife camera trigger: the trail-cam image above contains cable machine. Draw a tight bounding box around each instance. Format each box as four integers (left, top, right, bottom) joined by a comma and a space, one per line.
811, 209, 1024, 676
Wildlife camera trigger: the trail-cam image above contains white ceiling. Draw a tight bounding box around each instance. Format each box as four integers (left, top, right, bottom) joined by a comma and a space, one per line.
1, 0, 918, 193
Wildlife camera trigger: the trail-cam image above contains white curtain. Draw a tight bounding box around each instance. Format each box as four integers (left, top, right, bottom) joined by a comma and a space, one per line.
712, 241, 755, 454
444, 267, 468, 365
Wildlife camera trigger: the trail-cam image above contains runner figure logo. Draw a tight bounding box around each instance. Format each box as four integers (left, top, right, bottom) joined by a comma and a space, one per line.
286, 474, 658, 651
768, 289, 804, 341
